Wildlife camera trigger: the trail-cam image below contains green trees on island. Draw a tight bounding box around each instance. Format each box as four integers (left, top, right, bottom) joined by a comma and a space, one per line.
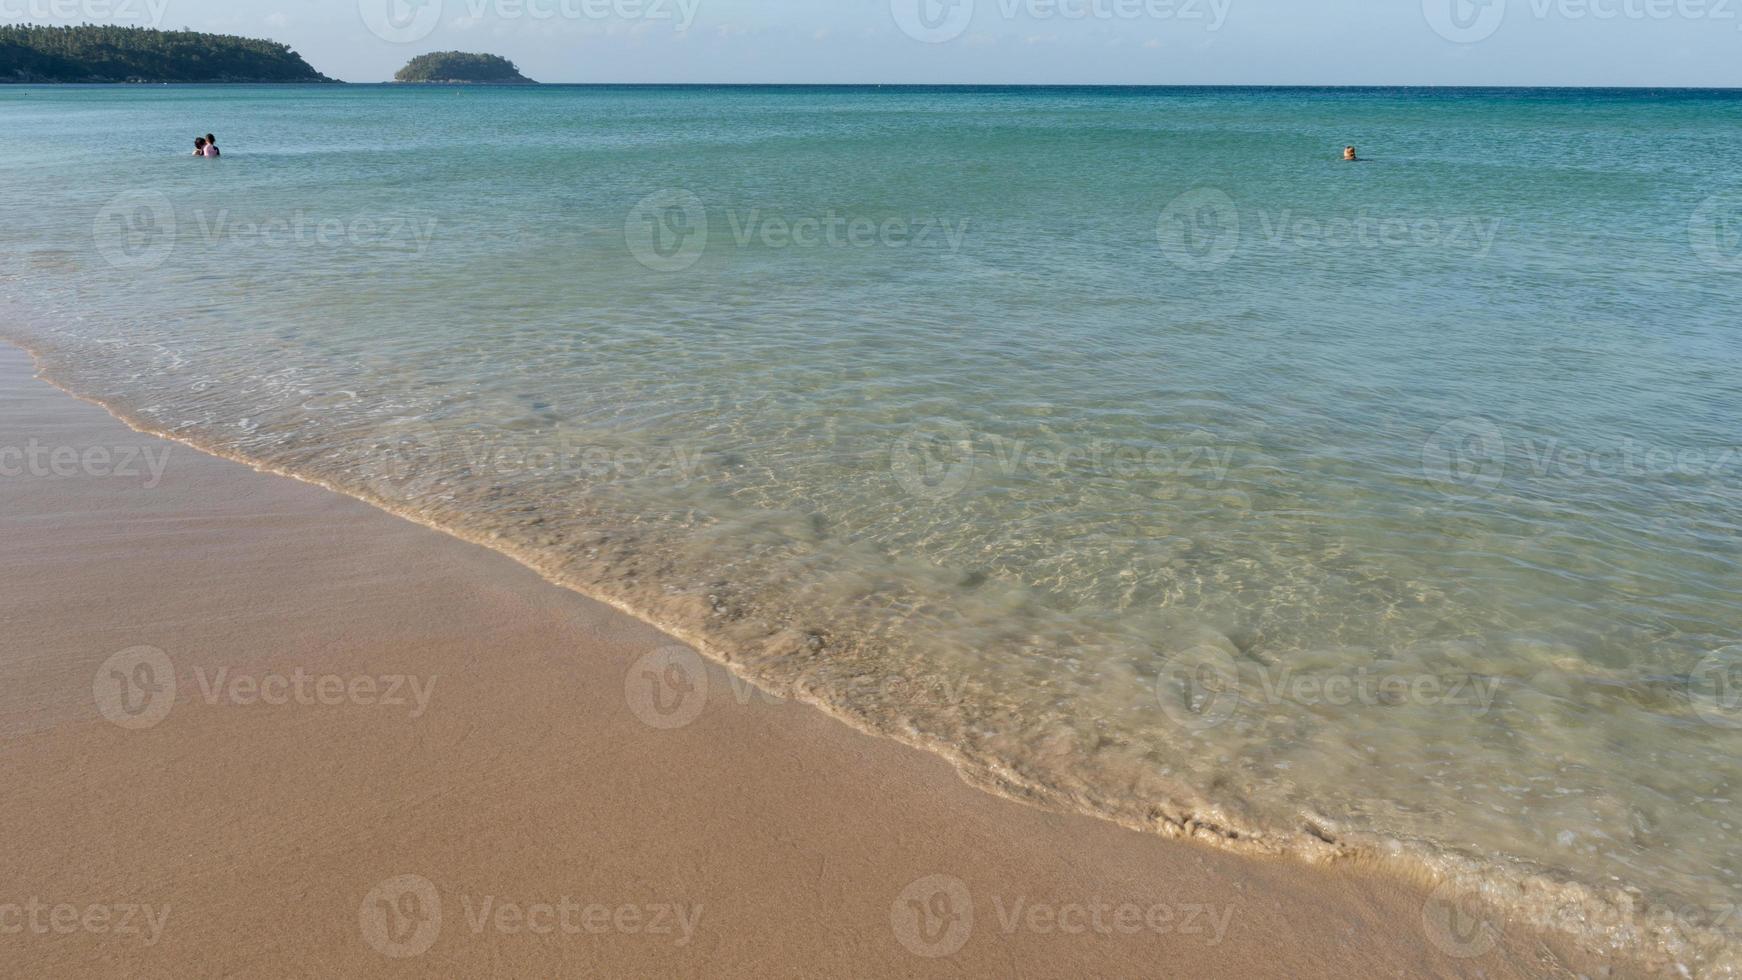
394, 52, 533, 84
0, 25, 334, 83
0, 29, 535, 86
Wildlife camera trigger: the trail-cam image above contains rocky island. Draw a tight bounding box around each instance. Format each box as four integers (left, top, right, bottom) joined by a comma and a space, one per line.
394, 52, 535, 84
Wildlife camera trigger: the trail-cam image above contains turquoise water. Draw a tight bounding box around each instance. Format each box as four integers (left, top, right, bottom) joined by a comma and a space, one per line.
2, 84, 1740, 971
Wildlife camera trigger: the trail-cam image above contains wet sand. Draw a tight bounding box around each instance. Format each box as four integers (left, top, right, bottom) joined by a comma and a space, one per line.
0, 343, 1623, 978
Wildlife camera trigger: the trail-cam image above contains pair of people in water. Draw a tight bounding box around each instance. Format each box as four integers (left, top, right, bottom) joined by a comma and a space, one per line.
192, 134, 221, 158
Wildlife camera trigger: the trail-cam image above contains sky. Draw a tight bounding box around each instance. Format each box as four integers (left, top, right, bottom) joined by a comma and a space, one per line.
5, 0, 1740, 85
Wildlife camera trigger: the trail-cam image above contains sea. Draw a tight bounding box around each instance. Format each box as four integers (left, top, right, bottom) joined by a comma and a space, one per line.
2, 83, 1739, 973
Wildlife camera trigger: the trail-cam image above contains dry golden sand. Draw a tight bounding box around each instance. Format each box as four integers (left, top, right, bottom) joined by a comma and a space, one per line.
0, 343, 1629, 978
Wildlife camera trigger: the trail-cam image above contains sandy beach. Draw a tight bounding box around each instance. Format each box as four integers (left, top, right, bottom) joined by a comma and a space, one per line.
0, 340, 1629, 978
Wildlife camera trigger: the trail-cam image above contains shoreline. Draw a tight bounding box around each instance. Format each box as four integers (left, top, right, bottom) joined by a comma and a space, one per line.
0, 337, 1642, 976
5, 311, 1728, 976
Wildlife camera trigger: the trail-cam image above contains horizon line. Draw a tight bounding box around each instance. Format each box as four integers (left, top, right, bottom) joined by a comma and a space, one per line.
15, 81, 1742, 91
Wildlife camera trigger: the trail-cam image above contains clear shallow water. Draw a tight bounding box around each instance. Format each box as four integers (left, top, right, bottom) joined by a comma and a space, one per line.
3, 84, 1740, 971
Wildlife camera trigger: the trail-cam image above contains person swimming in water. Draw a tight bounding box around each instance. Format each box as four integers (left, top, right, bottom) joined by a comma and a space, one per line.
193, 137, 207, 157
204, 134, 220, 158
1343, 145, 1359, 162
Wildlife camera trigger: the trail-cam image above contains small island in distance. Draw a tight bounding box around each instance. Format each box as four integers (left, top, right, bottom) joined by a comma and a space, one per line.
0, 25, 333, 83
394, 52, 535, 84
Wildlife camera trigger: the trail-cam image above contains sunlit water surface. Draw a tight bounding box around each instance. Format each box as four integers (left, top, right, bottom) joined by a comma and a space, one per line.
3, 84, 1740, 971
